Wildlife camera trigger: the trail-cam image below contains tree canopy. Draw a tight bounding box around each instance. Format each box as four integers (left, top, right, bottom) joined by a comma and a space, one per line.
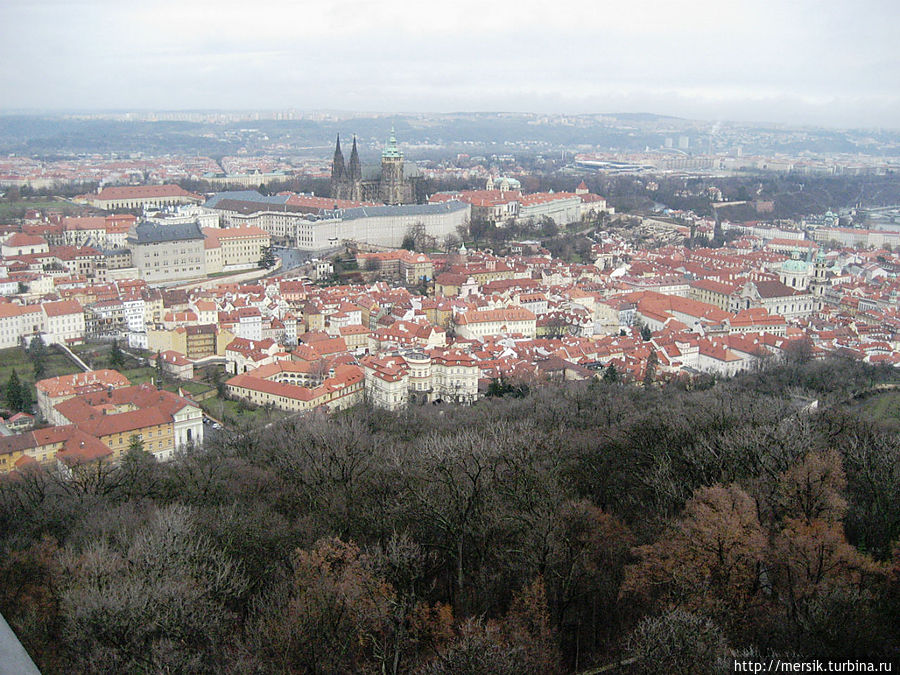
0, 356, 898, 672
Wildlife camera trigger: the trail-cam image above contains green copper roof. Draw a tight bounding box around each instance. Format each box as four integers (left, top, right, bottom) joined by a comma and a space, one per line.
382, 127, 403, 159
782, 258, 808, 273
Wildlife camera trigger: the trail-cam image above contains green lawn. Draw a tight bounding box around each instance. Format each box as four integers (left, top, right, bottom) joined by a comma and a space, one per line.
164, 380, 213, 396
72, 342, 217, 392
121, 367, 158, 385
0, 345, 84, 415
200, 395, 291, 429
0, 340, 224, 418
0, 198, 88, 219
853, 392, 900, 426
72, 341, 146, 373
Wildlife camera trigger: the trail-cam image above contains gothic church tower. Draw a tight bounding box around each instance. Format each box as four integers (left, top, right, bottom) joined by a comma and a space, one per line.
330, 135, 346, 200
347, 136, 362, 201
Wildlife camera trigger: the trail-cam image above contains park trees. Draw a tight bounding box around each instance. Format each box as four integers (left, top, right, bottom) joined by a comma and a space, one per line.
56, 504, 248, 673
0, 356, 896, 669
623, 484, 768, 619
109, 339, 125, 369
258, 245, 277, 269
28, 337, 46, 380
5, 369, 32, 412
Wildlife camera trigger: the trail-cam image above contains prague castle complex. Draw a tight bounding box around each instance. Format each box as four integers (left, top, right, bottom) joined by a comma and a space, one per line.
330, 129, 421, 205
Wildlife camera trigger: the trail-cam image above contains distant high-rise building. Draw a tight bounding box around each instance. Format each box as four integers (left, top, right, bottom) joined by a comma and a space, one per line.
678, 136, 690, 150
664, 137, 674, 149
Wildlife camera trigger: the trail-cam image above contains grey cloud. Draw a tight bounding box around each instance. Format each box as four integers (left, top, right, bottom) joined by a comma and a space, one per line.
0, 0, 897, 127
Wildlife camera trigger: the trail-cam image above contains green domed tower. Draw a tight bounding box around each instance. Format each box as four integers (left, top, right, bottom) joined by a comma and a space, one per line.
380, 127, 405, 205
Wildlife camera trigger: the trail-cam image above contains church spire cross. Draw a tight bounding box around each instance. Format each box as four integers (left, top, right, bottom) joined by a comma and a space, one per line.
382, 126, 402, 159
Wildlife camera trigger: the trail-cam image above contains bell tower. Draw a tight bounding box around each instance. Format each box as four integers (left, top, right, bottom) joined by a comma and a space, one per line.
810, 249, 828, 310
380, 127, 404, 205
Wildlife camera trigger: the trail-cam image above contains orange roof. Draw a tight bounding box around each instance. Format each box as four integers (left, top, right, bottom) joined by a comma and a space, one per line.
62, 216, 106, 231
339, 324, 371, 336
0, 303, 31, 319
202, 225, 269, 242
42, 299, 83, 317
227, 364, 363, 403
36, 370, 131, 399
94, 184, 199, 201
455, 306, 536, 325
4, 233, 46, 248
56, 431, 113, 465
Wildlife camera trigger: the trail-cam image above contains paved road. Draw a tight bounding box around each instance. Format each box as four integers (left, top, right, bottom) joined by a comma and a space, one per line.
273, 245, 342, 272
273, 247, 307, 271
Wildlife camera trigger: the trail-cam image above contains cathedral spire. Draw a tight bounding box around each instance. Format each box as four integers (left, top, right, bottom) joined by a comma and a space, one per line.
331, 134, 345, 182
348, 135, 362, 181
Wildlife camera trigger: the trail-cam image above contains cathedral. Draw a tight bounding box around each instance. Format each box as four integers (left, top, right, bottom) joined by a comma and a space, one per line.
330, 129, 420, 205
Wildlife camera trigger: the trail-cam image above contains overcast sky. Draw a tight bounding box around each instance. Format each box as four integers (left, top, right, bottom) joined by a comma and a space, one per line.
1, 0, 897, 128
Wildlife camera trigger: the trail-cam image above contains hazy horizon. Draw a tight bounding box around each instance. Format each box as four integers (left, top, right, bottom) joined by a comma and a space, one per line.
1, 0, 898, 130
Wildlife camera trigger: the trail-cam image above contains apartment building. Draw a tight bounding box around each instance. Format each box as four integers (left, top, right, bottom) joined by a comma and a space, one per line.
147, 324, 231, 360
362, 349, 479, 410
0, 425, 111, 474
729, 280, 815, 319
53, 384, 203, 461
2, 233, 49, 257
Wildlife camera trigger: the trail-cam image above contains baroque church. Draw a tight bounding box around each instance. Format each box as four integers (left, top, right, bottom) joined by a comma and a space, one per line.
330, 129, 421, 205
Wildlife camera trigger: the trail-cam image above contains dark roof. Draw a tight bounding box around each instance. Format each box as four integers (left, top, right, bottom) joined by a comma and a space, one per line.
185, 324, 216, 335
210, 199, 316, 216
204, 191, 290, 209
753, 280, 798, 298
340, 201, 468, 221
161, 289, 190, 307
128, 221, 203, 244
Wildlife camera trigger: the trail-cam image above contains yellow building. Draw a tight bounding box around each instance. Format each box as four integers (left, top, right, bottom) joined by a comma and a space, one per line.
1, 383, 203, 471
226, 363, 364, 413
147, 325, 234, 359
202, 225, 271, 271
455, 306, 537, 339
204, 237, 224, 275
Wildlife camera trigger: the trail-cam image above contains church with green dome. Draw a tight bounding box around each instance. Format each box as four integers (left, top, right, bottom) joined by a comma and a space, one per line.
778, 249, 829, 310
779, 254, 811, 290
330, 128, 421, 205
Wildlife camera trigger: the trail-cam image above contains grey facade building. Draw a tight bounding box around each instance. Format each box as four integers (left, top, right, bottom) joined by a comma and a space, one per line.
127, 222, 206, 283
